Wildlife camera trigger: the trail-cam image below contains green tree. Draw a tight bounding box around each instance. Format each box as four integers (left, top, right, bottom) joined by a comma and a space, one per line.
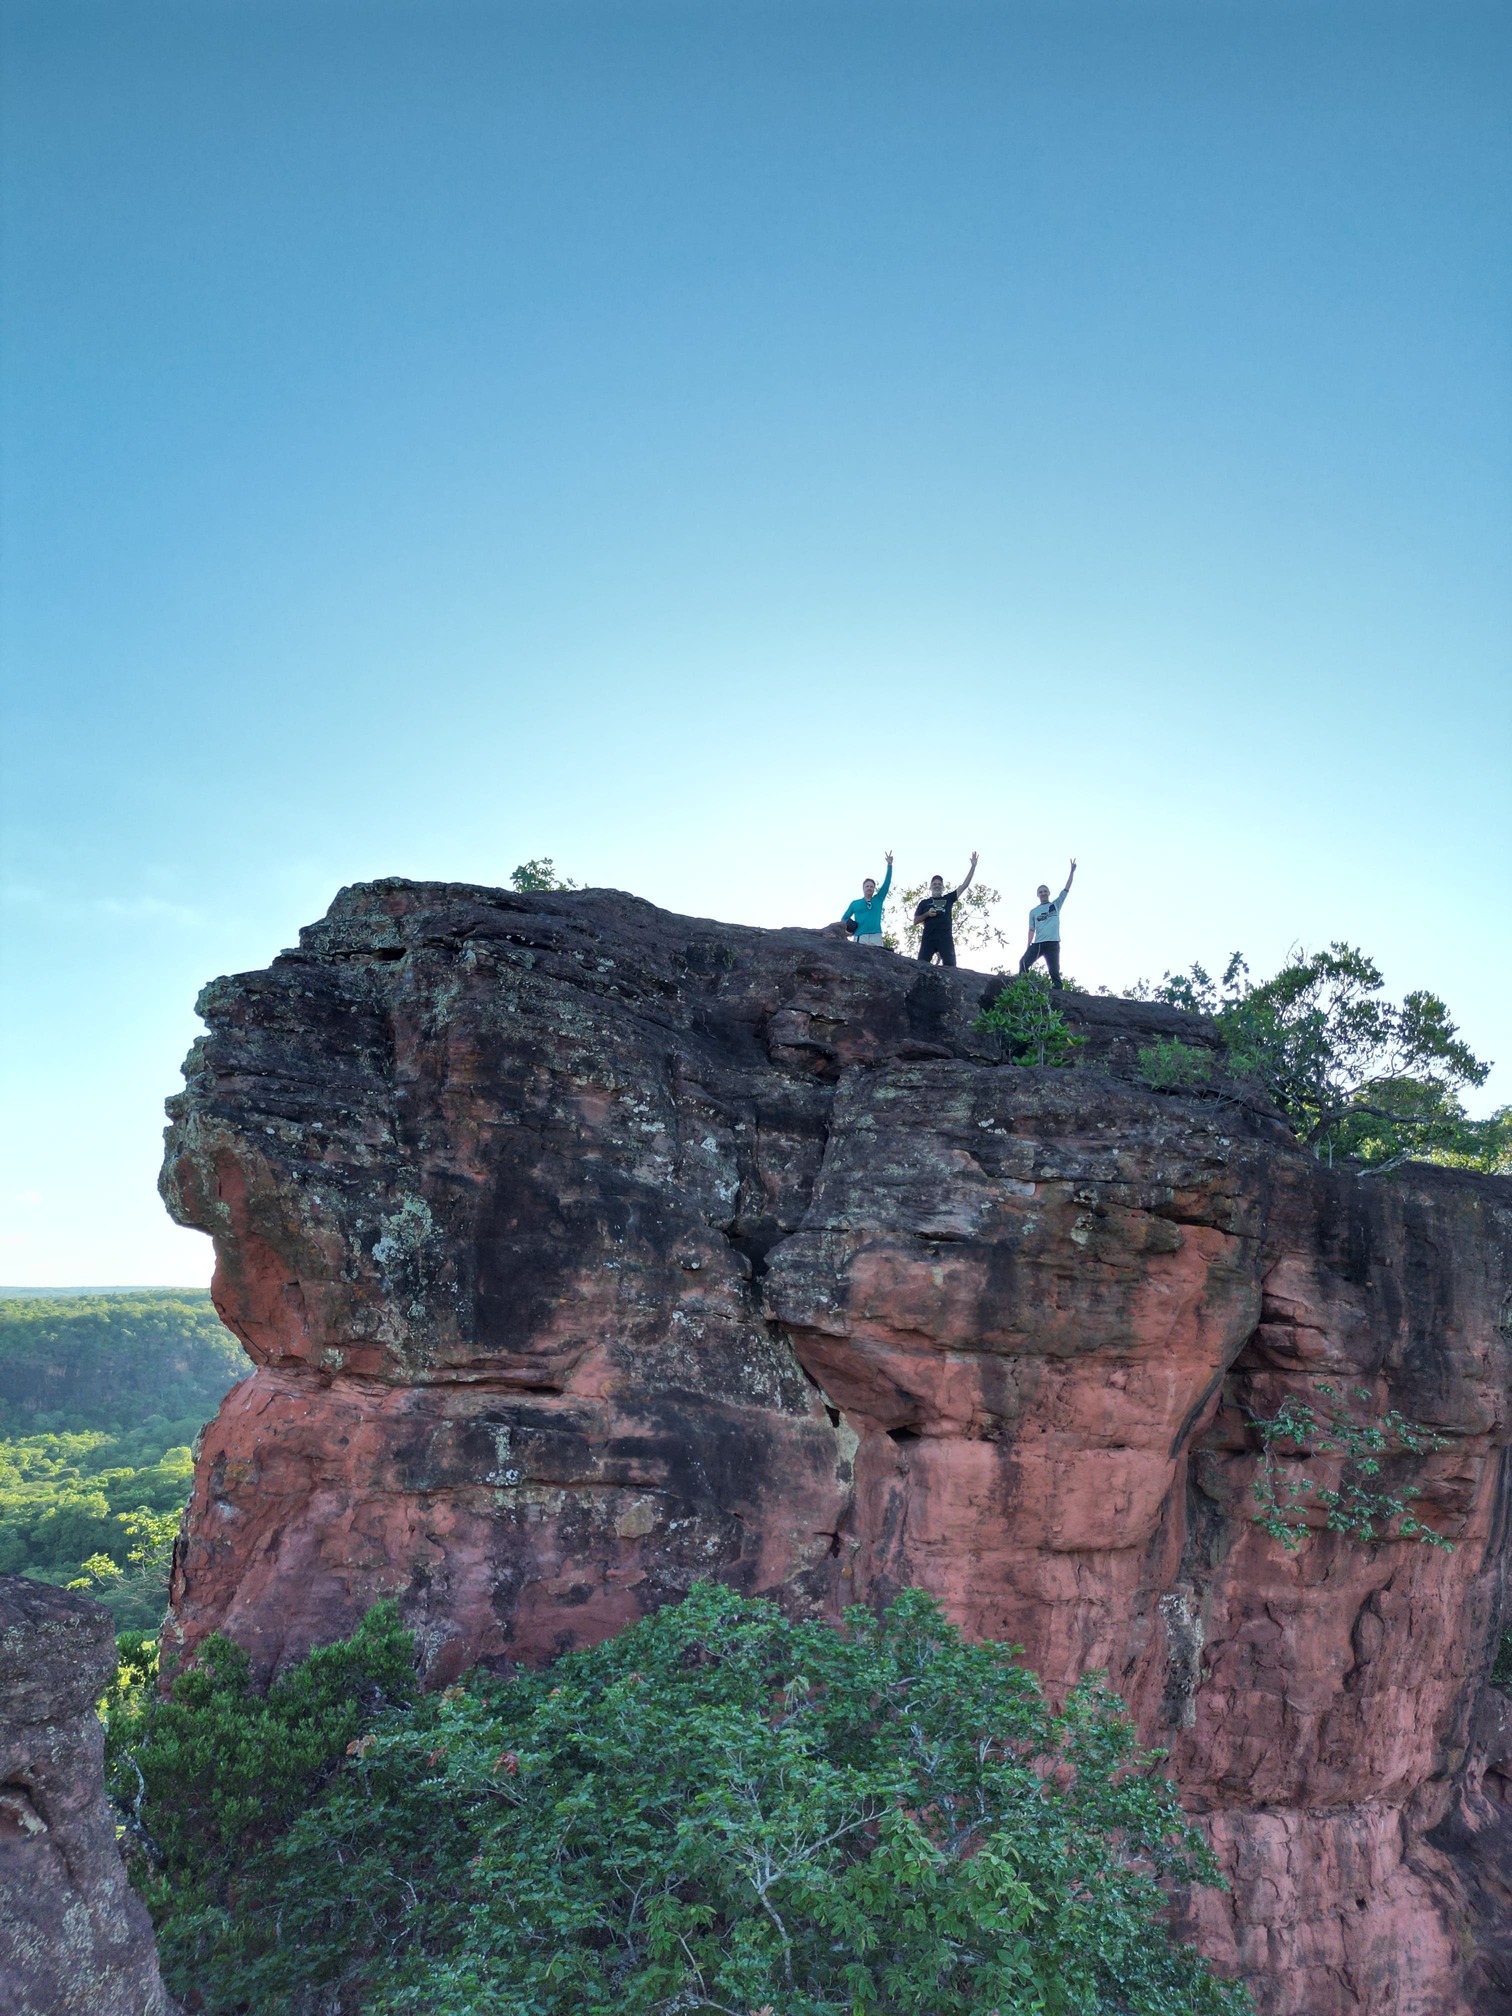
69, 1505, 184, 1627
975, 973, 1085, 1067
110, 1585, 1248, 2016
1149, 945, 1497, 1172
106, 1605, 416, 1901
510, 857, 581, 893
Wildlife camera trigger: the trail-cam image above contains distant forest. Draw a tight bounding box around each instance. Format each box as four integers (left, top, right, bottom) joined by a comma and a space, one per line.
0, 1292, 246, 1629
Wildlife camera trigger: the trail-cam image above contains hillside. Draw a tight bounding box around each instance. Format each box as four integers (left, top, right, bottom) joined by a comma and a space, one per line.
0, 1292, 246, 1627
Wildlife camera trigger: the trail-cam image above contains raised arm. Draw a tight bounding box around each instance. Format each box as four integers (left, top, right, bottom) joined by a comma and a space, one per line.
1058, 857, 1077, 906
956, 850, 978, 896
877, 852, 893, 902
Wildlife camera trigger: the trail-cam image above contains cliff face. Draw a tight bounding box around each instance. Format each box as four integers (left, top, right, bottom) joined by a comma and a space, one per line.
0, 1575, 173, 2016
161, 881, 1512, 2016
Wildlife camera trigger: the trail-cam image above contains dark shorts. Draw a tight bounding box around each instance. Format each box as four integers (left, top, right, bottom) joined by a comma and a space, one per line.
918, 930, 956, 967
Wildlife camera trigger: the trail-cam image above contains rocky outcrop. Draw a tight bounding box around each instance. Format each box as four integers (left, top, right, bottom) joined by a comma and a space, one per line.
160, 880, 1512, 2015
0, 1575, 171, 2016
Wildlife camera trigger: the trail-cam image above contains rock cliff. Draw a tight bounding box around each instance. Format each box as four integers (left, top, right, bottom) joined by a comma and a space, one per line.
0, 1575, 172, 2016
160, 880, 1512, 2015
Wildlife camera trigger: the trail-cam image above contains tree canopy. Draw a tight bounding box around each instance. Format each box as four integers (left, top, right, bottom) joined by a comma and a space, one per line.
1149, 944, 1505, 1173
109, 1584, 1248, 2016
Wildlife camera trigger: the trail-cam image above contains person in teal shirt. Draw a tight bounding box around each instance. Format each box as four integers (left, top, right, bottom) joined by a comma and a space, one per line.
840, 852, 893, 946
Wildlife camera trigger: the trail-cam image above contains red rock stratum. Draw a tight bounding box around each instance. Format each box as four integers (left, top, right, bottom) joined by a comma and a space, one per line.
161, 881, 1512, 2014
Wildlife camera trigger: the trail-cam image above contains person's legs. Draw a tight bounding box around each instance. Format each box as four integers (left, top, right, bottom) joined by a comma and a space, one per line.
917, 940, 934, 963
1043, 941, 1062, 989
1018, 942, 1044, 976
939, 942, 956, 968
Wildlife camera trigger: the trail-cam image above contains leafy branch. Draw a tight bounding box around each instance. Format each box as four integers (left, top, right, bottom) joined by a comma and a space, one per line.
1248, 1385, 1452, 1552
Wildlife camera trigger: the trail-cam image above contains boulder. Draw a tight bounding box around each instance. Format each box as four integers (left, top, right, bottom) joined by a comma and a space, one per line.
0, 1575, 171, 2016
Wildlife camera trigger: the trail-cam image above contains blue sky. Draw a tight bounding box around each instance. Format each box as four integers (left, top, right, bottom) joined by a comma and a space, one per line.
2, 0, 1509, 1286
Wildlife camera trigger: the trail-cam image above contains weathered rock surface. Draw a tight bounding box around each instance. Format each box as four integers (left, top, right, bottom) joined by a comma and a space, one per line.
0, 1575, 171, 2016
160, 880, 1512, 2015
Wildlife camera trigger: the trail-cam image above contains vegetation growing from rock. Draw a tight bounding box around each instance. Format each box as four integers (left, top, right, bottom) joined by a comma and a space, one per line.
1141, 945, 1504, 1172
0, 1293, 243, 1626
509, 856, 580, 892
1248, 1386, 1452, 1552
108, 1584, 1250, 2016
1136, 1038, 1213, 1093
975, 973, 1085, 1067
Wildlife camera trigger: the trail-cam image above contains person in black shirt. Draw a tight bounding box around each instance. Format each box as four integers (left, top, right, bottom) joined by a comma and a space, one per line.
913, 853, 978, 966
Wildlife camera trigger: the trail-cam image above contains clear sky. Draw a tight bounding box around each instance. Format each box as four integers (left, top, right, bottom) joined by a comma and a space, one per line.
2, 0, 1509, 1287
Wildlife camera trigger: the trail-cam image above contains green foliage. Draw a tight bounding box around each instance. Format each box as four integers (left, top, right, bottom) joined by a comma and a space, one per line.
110, 1584, 1249, 2016
894, 879, 1006, 960
1407, 1103, 1512, 1175
69, 1505, 182, 1622
1136, 1040, 1213, 1094
509, 857, 581, 893
1492, 1630, 1512, 1694
975, 973, 1085, 1068
1248, 1385, 1452, 1553
1148, 946, 1496, 1171
106, 1603, 417, 1904
0, 1291, 244, 1627
0, 1433, 195, 1624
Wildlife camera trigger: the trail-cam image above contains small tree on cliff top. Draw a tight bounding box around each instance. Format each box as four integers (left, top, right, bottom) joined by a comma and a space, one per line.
1146, 944, 1498, 1172
110, 1584, 1249, 2016
510, 857, 581, 893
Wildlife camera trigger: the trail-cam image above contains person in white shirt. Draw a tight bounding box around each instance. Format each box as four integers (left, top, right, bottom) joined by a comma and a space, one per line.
1018, 859, 1076, 989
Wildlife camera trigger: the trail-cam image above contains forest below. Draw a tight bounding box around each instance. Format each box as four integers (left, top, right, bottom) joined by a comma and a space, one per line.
0, 1291, 245, 1628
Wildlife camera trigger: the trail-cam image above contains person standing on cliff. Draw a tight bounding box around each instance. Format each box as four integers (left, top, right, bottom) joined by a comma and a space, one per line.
840, 852, 893, 947
913, 853, 978, 967
1019, 859, 1076, 989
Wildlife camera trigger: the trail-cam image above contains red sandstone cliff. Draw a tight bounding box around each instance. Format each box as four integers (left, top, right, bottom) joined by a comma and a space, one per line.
160, 881, 1512, 2014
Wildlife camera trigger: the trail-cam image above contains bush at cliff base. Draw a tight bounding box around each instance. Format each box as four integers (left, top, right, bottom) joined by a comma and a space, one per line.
106, 1585, 1251, 2016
